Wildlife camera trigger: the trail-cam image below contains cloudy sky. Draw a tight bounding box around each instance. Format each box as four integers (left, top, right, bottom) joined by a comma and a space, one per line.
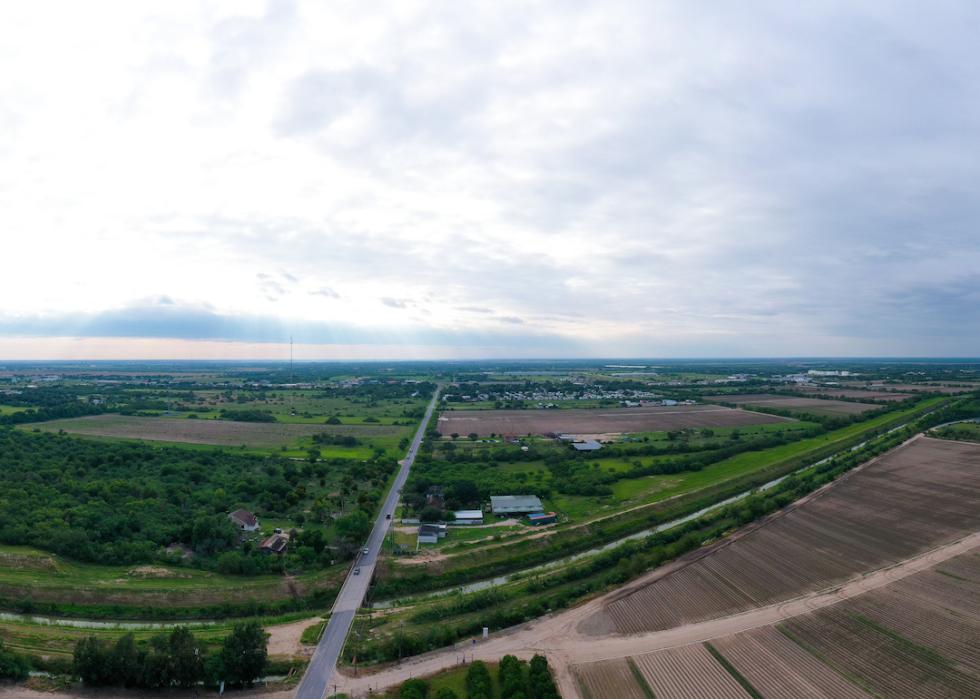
1, 1, 978, 359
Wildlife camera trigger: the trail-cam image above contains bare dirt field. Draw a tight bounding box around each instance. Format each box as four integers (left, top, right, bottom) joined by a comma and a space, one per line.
592, 436, 980, 634
24, 414, 400, 448
437, 404, 792, 436
703, 393, 878, 416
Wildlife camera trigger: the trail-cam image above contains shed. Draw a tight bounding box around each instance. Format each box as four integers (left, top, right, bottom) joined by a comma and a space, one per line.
572, 440, 602, 451
490, 495, 544, 515
229, 509, 259, 532
417, 523, 445, 545
259, 532, 289, 555
454, 510, 484, 525
527, 512, 557, 526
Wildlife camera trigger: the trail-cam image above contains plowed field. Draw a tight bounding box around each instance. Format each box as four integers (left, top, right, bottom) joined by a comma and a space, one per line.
597, 437, 980, 634
437, 404, 792, 436
704, 393, 878, 415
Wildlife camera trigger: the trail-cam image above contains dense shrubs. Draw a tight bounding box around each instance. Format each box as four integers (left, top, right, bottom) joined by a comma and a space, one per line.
0, 639, 31, 680
0, 427, 393, 571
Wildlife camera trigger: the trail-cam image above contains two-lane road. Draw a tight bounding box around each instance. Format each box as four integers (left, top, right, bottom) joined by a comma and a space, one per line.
295, 386, 441, 699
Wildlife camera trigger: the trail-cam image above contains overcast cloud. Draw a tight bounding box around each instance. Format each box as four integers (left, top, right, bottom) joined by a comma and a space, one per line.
1, 0, 978, 358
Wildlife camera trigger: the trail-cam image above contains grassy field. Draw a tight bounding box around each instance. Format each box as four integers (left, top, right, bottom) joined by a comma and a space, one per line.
934, 420, 980, 442
0, 404, 27, 415
23, 413, 410, 454
0, 544, 345, 611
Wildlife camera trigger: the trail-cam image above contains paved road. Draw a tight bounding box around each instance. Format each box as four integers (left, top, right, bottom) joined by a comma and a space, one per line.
295, 387, 441, 699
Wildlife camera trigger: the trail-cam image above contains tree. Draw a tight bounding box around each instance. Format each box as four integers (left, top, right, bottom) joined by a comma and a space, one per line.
434, 689, 459, 699
74, 636, 111, 685
527, 655, 559, 699
220, 621, 268, 687
335, 510, 370, 543
419, 506, 443, 523
399, 678, 429, 698
466, 660, 493, 699
169, 626, 204, 688
498, 654, 528, 699
189, 514, 238, 556
109, 633, 141, 687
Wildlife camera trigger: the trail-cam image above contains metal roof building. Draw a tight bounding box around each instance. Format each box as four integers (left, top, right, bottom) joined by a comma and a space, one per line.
454, 510, 484, 524
490, 495, 544, 515
572, 440, 603, 451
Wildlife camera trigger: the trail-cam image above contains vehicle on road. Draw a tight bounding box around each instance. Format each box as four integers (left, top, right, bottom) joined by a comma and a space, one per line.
362, 547, 370, 555
353, 567, 360, 575
386, 513, 391, 519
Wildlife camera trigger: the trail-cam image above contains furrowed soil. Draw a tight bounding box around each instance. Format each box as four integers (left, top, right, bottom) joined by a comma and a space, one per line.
437, 404, 792, 437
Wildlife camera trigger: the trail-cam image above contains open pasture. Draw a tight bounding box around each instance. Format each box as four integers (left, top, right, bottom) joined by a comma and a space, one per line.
596, 437, 980, 634
437, 404, 792, 437
704, 393, 878, 416
26, 413, 403, 448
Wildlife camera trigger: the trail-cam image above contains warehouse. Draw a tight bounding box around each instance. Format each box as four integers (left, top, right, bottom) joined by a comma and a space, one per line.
490, 495, 544, 515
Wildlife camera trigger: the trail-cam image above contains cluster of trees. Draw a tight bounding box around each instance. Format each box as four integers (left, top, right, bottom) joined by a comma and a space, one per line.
395, 656, 558, 699
0, 428, 393, 571
312, 432, 361, 446
218, 408, 277, 422
72, 622, 266, 689
0, 402, 103, 425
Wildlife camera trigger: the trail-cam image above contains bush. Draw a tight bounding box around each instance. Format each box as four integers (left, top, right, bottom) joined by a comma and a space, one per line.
399, 678, 429, 698
0, 639, 30, 680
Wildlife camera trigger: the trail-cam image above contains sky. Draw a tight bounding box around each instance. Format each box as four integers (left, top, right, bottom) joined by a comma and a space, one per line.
1, 0, 978, 360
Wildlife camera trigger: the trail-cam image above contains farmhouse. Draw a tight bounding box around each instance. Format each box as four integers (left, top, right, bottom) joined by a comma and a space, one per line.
228, 509, 259, 532
417, 523, 447, 545
259, 532, 289, 555
491, 495, 544, 515
454, 509, 484, 525
572, 440, 603, 451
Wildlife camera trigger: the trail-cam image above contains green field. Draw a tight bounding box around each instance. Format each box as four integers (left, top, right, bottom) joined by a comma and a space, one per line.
934, 420, 980, 442
0, 405, 27, 415
0, 545, 345, 611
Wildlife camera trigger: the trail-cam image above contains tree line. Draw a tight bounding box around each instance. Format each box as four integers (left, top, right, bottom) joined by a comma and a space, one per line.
72, 622, 266, 689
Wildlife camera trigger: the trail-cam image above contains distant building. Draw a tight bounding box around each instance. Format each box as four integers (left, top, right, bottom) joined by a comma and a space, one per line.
454, 510, 484, 525
526, 512, 557, 526
572, 440, 602, 451
229, 509, 259, 532
259, 532, 289, 555
490, 495, 544, 515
